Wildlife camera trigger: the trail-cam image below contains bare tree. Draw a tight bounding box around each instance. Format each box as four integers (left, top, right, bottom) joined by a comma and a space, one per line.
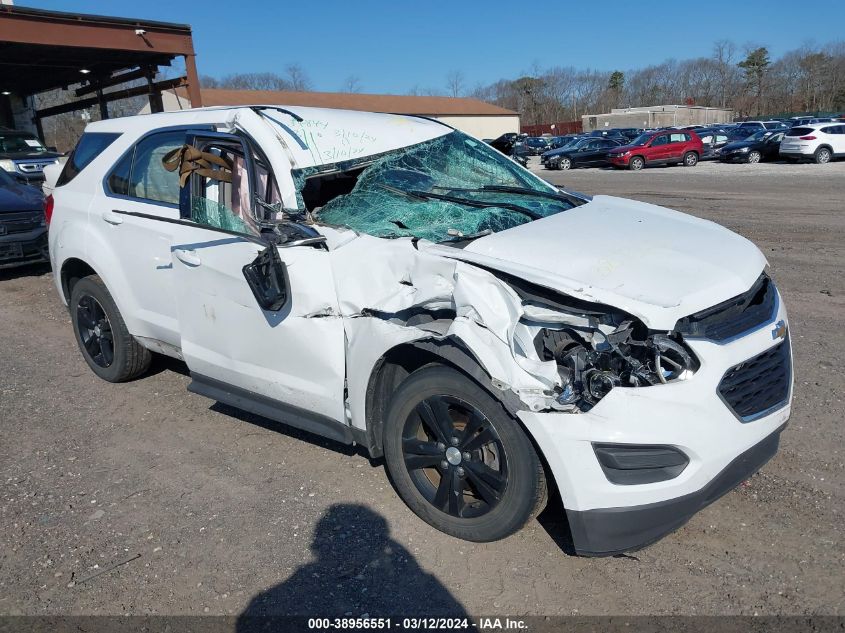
446, 70, 465, 98
285, 64, 311, 91
713, 39, 737, 107
341, 75, 362, 93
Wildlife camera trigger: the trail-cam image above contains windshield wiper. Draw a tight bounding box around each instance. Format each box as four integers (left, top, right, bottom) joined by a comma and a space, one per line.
378, 184, 543, 221
477, 185, 587, 206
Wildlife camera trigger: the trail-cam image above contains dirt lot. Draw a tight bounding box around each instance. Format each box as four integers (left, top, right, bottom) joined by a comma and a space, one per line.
1, 160, 843, 618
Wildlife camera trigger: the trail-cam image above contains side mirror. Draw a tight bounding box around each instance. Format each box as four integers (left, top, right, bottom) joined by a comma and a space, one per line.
242, 244, 288, 311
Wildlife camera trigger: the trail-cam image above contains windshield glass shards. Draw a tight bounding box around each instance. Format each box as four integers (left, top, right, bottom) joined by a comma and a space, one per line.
296, 131, 579, 243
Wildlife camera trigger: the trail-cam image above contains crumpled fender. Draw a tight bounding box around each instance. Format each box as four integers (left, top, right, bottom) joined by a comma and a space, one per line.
327, 233, 562, 431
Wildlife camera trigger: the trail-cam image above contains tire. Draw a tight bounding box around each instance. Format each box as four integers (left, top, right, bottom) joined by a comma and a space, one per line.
629, 156, 645, 171
383, 365, 547, 542
747, 150, 761, 164
814, 147, 831, 164
70, 275, 151, 382
683, 151, 699, 167
559, 157, 572, 170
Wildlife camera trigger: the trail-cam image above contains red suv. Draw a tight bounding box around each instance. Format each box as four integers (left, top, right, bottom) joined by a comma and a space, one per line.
608, 130, 703, 170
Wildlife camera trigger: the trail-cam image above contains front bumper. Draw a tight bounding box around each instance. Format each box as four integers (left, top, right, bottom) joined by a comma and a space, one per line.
608, 155, 629, 166
0, 226, 49, 268
518, 292, 791, 555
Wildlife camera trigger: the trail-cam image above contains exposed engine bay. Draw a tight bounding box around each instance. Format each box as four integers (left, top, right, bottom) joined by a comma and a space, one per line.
507, 276, 699, 412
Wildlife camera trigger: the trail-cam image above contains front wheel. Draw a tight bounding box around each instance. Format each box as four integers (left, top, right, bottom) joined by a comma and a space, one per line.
559, 157, 572, 170
747, 150, 761, 164
683, 151, 699, 167
629, 156, 645, 171
383, 365, 546, 542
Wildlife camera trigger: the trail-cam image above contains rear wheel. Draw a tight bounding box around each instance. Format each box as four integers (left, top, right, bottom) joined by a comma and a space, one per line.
70, 276, 151, 382
747, 150, 761, 164
383, 365, 546, 542
629, 156, 645, 171
814, 147, 831, 164
683, 151, 699, 167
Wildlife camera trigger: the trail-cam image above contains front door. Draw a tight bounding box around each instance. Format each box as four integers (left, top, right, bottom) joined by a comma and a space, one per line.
169, 132, 347, 426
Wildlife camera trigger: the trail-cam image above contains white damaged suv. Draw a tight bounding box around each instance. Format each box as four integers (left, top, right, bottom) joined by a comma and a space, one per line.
48, 106, 792, 555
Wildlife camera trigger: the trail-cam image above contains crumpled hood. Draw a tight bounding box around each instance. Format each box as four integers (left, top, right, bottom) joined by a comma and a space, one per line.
437, 195, 767, 330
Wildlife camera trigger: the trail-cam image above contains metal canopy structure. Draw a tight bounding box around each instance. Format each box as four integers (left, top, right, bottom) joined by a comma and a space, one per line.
0, 5, 201, 135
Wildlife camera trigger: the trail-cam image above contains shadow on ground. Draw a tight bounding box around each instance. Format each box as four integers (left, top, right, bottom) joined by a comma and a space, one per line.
236, 504, 469, 629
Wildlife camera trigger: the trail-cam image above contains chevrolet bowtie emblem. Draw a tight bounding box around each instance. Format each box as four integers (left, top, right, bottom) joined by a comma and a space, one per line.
772, 320, 787, 340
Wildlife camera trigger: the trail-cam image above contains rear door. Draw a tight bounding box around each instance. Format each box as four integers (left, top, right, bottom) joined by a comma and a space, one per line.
647, 133, 671, 163
169, 132, 347, 427
668, 132, 689, 161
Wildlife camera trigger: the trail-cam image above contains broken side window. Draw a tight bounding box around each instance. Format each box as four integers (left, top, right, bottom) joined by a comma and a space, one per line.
292, 131, 577, 243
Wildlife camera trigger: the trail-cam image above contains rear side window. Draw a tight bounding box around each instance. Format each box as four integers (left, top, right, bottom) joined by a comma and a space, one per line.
786, 127, 813, 137
669, 133, 690, 142
106, 130, 186, 205
57, 132, 121, 186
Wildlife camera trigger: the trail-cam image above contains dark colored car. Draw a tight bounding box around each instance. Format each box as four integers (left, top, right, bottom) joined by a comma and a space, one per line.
0, 166, 48, 268
718, 130, 785, 163
696, 129, 731, 160
608, 130, 704, 170
546, 137, 622, 170
587, 129, 627, 140
0, 128, 62, 185
488, 132, 519, 155
520, 136, 550, 155
540, 135, 585, 165
546, 134, 579, 150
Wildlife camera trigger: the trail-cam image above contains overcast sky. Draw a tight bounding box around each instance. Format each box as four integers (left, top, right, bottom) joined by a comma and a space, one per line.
27, 0, 845, 94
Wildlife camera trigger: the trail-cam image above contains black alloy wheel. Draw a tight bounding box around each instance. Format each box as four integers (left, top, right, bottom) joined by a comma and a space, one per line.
402, 394, 508, 519
383, 365, 546, 542
69, 275, 151, 382
76, 294, 114, 368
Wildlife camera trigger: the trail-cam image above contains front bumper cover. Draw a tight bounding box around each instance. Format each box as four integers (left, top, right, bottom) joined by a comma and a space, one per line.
567, 424, 784, 556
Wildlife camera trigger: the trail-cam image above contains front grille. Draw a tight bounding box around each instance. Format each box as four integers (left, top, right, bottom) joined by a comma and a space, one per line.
0, 211, 43, 234
718, 337, 791, 421
676, 274, 776, 341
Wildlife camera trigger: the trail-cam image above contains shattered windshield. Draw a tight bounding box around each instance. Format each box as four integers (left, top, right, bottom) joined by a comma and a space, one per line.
298, 131, 580, 243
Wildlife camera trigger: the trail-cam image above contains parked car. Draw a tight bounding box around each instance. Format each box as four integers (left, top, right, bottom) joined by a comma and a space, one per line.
488, 132, 519, 155
733, 121, 788, 135
49, 106, 792, 555
696, 130, 731, 160
0, 127, 63, 185
0, 165, 48, 268
546, 137, 622, 170
541, 137, 586, 167
608, 130, 704, 170
540, 136, 585, 166
718, 130, 784, 163
788, 116, 836, 127
779, 122, 845, 164
546, 134, 579, 150
520, 136, 550, 155
587, 129, 627, 140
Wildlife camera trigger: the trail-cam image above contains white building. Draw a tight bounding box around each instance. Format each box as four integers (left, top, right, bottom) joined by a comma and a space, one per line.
583, 105, 734, 131
145, 88, 520, 140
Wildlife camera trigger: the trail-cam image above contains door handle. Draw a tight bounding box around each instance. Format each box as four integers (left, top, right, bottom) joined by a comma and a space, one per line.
173, 248, 202, 267
102, 210, 124, 225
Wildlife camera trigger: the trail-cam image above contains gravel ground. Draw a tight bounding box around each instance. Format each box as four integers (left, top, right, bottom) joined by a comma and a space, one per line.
1, 159, 843, 618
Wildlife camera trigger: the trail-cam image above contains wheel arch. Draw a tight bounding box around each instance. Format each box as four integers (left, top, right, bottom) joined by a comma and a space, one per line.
60, 257, 99, 303
362, 338, 525, 458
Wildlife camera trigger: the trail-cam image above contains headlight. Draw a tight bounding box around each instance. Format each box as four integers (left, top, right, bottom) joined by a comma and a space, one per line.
521, 302, 699, 411
738, 146, 749, 153
0, 159, 15, 172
